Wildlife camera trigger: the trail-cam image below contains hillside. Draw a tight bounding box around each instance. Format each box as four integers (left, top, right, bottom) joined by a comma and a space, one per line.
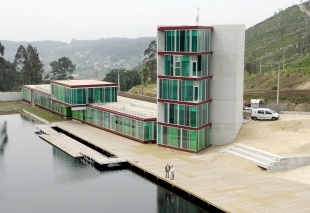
0, 37, 154, 79
245, 4, 310, 74
243, 3, 310, 110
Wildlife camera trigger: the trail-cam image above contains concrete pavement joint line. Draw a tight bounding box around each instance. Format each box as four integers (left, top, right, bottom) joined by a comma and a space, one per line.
54, 120, 310, 213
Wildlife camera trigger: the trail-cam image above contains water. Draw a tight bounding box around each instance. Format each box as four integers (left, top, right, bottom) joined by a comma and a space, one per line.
0, 114, 206, 213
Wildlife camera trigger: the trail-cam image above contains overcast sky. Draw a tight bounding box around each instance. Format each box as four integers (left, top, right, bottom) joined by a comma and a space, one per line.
1, 0, 298, 42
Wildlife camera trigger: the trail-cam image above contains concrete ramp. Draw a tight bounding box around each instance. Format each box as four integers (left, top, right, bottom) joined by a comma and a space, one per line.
221, 143, 310, 173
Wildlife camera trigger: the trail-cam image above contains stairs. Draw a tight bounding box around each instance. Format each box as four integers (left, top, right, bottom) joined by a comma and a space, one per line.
221, 143, 283, 172
222, 143, 310, 172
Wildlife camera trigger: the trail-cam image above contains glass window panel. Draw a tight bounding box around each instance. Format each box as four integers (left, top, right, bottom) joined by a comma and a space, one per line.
189, 130, 197, 151
164, 103, 168, 123
194, 86, 199, 101
162, 125, 167, 145
162, 79, 168, 99
179, 105, 185, 126
172, 127, 178, 147
169, 104, 175, 124
176, 30, 180, 52
181, 56, 190, 76
186, 30, 190, 52
158, 125, 161, 144
192, 61, 197, 76
192, 30, 197, 52
190, 106, 197, 127
164, 55, 171, 76
182, 129, 188, 149
180, 30, 185, 52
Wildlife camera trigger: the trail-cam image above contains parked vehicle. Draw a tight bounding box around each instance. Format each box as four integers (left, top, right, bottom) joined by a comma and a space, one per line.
251, 108, 279, 120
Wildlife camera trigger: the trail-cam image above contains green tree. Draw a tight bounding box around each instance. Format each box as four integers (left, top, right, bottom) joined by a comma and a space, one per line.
13, 45, 27, 85
103, 69, 141, 91
143, 40, 157, 82
13, 44, 44, 85
50, 57, 76, 80
0, 43, 16, 91
0, 42, 4, 56
25, 45, 44, 84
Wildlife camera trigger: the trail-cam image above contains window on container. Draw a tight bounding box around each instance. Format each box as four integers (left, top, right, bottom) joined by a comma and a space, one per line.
194, 86, 199, 101
76, 89, 83, 105
174, 56, 181, 76
158, 125, 162, 144
192, 30, 198, 52
179, 105, 185, 126
164, 103, 168, 123
159, 80, 163, 99
192, 61, 197, 76
174, 104, 178, 124
189, 130, 197, 151
182, 129, 189, 149
137, 121, 143, 140
185, 80, 193, 101
94, 88, 100, 103
180, 30, 185, 51
166, 31, 175, 52
186, 30, 190, 52
171, 80, 178, 100
88, 88, 93, 104
162, 126, 167, 145
169, 104, 175, 124
162, 79, 168, 99
181, 56, 190, 77
164, 55, 171, 76
198, 56, 202, 77
172, 127, 178, 147
176, 30, 180, 52
190, 106, 197, 127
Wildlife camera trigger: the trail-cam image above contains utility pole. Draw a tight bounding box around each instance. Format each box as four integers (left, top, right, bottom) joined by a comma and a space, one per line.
283, 48, 285, 70
277, 64, 280, 105
118, 70, 120, 92
260, 58, 262, 73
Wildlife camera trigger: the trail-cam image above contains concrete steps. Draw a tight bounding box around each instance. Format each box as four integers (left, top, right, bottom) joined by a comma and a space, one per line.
221, 143, 310, 172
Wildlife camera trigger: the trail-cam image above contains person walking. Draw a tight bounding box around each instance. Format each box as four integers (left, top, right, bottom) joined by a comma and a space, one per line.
165, 163, 171, 178
170, 165, 174, 180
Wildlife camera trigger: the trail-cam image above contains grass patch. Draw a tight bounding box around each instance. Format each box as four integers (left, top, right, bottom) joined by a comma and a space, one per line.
0, 101, 64, 122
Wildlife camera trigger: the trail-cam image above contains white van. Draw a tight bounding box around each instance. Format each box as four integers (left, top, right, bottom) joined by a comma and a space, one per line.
251, 108, 279, 120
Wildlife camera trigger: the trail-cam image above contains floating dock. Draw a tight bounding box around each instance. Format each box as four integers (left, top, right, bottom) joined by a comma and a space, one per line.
37, 125, 127, 167
54, 120, 310, 213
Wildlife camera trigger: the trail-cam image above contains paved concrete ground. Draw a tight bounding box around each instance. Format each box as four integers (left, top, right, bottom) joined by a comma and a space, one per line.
55, 120, 310, 213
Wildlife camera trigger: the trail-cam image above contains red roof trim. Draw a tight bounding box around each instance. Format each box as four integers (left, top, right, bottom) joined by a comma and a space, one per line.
158, 51, 213, 56
158, 26, 213, 31
51, 81, 117, 88
50, 98, 86, 107
158, 122, 212, 130
158, 75, 213, 81
22, 85, 51, 96
158, 99, 212, 106
88, 105, 157, 122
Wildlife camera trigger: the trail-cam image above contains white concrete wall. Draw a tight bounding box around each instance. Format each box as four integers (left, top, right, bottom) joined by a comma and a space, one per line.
209, 25, 245, 146
0, 92, 22, 102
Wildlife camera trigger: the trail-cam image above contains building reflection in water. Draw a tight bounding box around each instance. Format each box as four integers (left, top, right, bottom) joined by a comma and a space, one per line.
157, 187, 206, 213
0, 120, 8, 155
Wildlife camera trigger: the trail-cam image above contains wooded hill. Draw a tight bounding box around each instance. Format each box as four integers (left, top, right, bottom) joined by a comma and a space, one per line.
0, 37, 154, 79
244, 3, 310, 90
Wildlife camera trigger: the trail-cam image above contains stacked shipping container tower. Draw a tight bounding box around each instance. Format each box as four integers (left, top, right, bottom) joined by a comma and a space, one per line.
22, 25, 245, 152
